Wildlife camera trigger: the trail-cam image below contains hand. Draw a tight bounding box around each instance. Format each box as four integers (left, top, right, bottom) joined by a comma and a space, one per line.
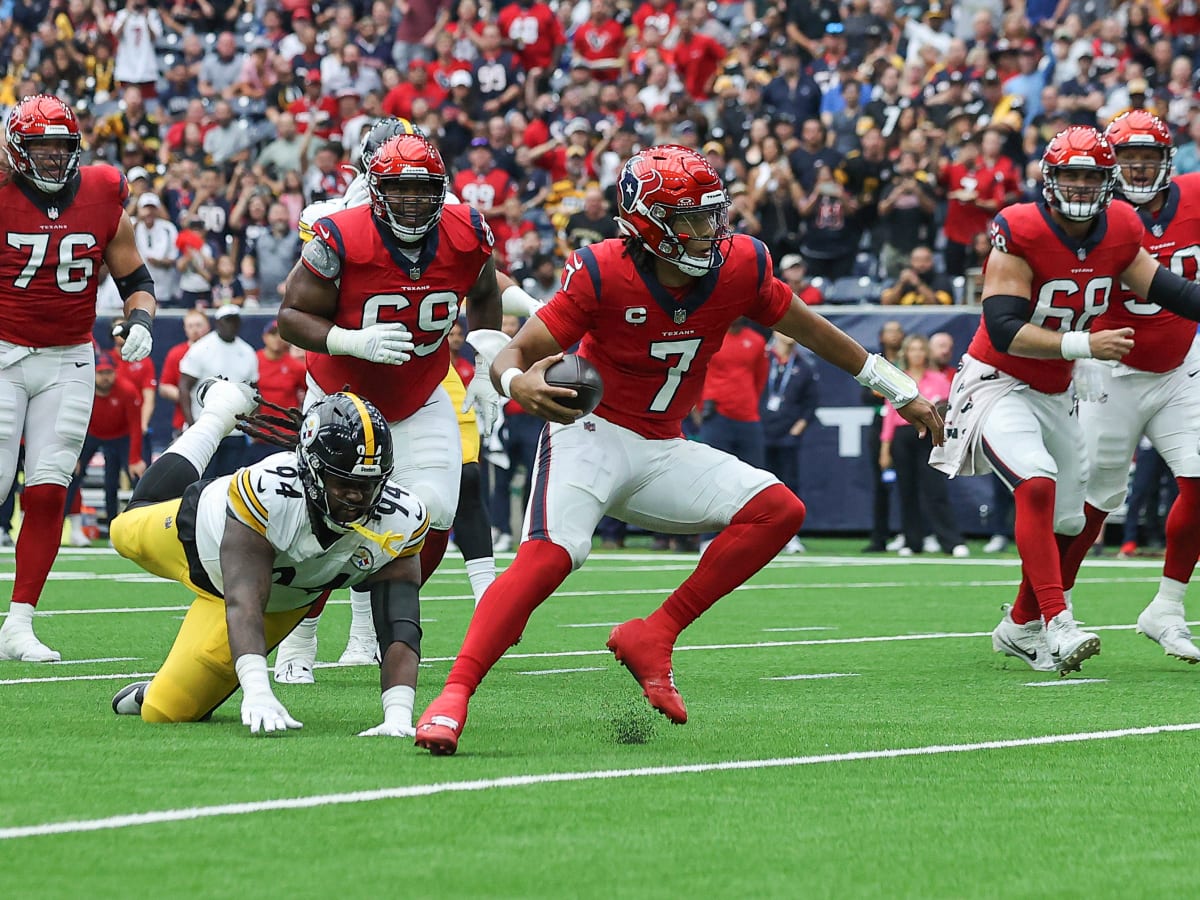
357, 720, 416, 738
1089, 328, 1135, 362
462, 358, 503, 437
894, 396, 945, 446
128, 459, 147, 478
508, 353, 585, 425
240, 693, 303, 734
118, 321, 153, 362
326, 323, 415, 365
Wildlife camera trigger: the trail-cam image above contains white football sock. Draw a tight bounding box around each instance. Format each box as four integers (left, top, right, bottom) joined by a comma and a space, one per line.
1154, 577, 1187, 607
2, 601, 34, 629
465, 557, 496, 607
167, 412, 234, 475
349, 587, 375, 640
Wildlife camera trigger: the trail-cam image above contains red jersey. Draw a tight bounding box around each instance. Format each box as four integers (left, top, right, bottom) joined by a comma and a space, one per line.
287, 95, 339, 138
0, 166, 128, 348
573, 21, 626, 82
159, 339, 190, 431
116, 356, 157, 394
537, 235, 793, 439
967, 201, 1145, 394
256, 349, 306, 414
452, 168, 515, 219
672, 32, 726, 100
632, 1, 676, 39
497, 2, 564, 71
1091, 174, 1200, 373
701, 326, 769, 422
304, 204, 495, 421
941, 160, 1007, 245
89, 378, 143, 464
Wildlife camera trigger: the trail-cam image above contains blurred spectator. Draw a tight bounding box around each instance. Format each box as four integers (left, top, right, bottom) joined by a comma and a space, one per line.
862, 319, 905, 552
290, 70, 338, 138
928, 331, 956, 376
749, 135, 805, 256
546, 145, 599, 232
246, 320, 306, 464
454, 137, 516, 219
698, 318, 768, 470
203, 99, 253, 169
176, 217, 215, 308
760, 332, 819, 554
110, 0, 163, 100
158, 61, 201, 122
255, 203, 301, 307
877, 150, 937, 279
497, 0, 564, 83
303, 141, 353, 204
940, 134, 1005, 277
798, 161, 859, 280
1176, 116, 1200, 175
394, 0, 453, 71
880, 246, 955, 306
562, 187, 617, 253
254, 113, 305, 181
66, 353, 145, 538
209, 255, 246, 308
158, 309, 210, 439
133, 193, 180, 307
489, 314, 538, 554
199, 31, 244, 101
764, 45, 822, 127
573, 0, 627, 83
178, 305, 259, 478
778, 255, 823, 305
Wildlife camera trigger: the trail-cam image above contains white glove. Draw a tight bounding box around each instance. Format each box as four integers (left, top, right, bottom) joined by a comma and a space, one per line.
465, 328, 511, 371
357, 720, 416, 738
118, 323, 153, 362
463, 358, 503, 437
326, 323, 415, 365
357, 685, 415, 737
235, 654, 303, 735
1072, 359, 1105, 403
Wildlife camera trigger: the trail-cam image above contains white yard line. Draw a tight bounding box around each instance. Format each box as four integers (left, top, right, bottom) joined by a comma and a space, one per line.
3, 721, 1198, 841
763, 673, 860, 681
0, 672, 157, 686
50, 657, 141, 666
1024, 678, 1109, 688
517, 667, 605, 676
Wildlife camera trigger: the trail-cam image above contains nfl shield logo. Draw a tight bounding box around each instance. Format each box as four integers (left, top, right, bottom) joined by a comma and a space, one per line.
1151, 224, 1164, 237
47, 207, 59, 220
409, 266, 421, 279
673, 309, 687, 325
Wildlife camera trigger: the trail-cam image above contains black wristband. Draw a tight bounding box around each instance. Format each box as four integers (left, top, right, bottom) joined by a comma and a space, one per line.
127, 307, 153, 330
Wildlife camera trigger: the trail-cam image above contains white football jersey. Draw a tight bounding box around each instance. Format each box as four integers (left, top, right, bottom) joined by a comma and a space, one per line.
187, 451, 428, 611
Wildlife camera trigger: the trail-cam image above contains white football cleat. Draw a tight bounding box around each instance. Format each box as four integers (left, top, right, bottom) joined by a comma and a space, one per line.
196, 378, 259, 423
885, 534, 906, 552
273, 630, 318, 684
68, 529, 90, 547
0, 624, 61, 662
273, 661, 315, 684
982, 535, 1009, 553
1136, 601, 1200, 664
991, 607, 1057, 672
112, 681, 149, 715
337, 634, 380, 666
951, 544, 970, 558
922, 535, 940, 554
782, 536, 806, 554
1045, 610, 1101, 675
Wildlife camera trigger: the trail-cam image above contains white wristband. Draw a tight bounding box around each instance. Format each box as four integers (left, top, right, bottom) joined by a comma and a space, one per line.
234, 654, 271, 697
1060, 331, 1093, 360
380, 685, 415, 726
324, 325, 355, 356
502, 283, 544, 317
498, 367, 523, 399
854, 353, 920, 407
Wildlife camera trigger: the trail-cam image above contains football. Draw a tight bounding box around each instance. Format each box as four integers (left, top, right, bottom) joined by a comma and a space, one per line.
543, 354, 604, 415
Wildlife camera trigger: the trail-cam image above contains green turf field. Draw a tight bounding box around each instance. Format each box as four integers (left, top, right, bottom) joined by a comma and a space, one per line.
2, 539, 1197, 898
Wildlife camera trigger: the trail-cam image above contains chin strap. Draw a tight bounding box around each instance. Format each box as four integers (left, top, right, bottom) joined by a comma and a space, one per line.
350, 522, 406, 558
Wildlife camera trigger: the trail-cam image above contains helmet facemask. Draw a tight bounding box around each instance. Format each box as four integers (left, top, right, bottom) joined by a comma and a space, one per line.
8, 133, 81, 194
1042, 162, 1116, 221
370, 172, 446, 243
620, 196, 732, 276
1114, 144, 1173, 205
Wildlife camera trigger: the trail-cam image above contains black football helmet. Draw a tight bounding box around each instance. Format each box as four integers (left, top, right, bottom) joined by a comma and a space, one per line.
357, 117, 423, 174
296, 392, 394, 532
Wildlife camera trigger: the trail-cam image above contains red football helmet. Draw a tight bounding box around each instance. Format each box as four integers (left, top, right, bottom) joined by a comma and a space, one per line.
4, 94, 82, 194
367, 133, 447, 242
616, 144, 731, 276
1040, 126, 1118, 222
1104, 110, 1174, 205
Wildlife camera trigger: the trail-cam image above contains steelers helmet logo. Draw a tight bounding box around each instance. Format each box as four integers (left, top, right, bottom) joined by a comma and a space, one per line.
300, 413, 321, 447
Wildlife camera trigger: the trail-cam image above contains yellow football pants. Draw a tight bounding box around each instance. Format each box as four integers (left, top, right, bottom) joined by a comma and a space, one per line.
441, 363, 480, 465
110, 499, 311, 723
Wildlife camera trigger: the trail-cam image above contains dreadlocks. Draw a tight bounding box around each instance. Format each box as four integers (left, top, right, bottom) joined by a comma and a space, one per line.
236, 396, 303, 449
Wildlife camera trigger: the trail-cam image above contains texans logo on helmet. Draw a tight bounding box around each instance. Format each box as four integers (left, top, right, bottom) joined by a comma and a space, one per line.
620, 164, 662, 214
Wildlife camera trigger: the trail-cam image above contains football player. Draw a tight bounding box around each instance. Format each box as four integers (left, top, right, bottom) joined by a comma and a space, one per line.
415, 144, 946, 755
110, 381, 429, 736
276, 128, 543, 682
0, 95, 157, 663
1056, 112, 1200, 663
929, 125, 1200, 675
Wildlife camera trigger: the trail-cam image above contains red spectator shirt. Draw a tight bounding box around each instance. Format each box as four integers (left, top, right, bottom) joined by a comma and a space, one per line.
159, 340, 190, 431
537, 234, 792, 439
255, 349, 306, 415
287, 95, 339, 139
573, 21, 626, 82
701, 325, 769, 422
672, 32, 726, 100
89, 378, 144, 464
632, 1, 677, 39
304, 204, 494, 421
491, 217, 537, 269
967, 200, 1144, 394
453, 168, 515, 219
497, 2, 564, 72
0, 166, 127, 347
382, 80, 448, 121
116, 356, 157, 395
941, 159, 1008, 246
1093, 174, 1200, 373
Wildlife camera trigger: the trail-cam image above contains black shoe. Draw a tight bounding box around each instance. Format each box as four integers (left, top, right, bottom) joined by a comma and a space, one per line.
861, 542, 887, 553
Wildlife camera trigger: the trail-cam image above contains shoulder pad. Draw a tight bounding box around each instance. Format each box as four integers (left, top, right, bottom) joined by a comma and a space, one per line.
301, 234, 342, 281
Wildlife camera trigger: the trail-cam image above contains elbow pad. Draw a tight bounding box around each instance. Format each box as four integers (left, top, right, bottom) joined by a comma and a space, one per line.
370, 579, 422, 657
982, 294, 1029, 353
114, 264, 157, 302
1146, 267, 1200, 322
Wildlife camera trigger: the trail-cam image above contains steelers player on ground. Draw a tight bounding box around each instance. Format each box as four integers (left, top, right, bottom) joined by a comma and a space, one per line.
274, 118, 543, 684
109, 379, 430, 736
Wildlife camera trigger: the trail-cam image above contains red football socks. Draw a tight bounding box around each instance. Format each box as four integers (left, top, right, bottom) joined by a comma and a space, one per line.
418, 528, 450, 587
1163, 477, 1200, 584
444, 539, 572, 695
1011, 477, 1067, 622
647, 484, 807, 638
12, 483, 68, 607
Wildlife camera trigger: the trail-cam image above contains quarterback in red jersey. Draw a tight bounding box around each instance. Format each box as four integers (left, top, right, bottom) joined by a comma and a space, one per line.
279, 133, 506, 701
0, 95, 157, 662
931, 125, 1200, 677
1057, 112, 1200, 663
415, 145, 945, 755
